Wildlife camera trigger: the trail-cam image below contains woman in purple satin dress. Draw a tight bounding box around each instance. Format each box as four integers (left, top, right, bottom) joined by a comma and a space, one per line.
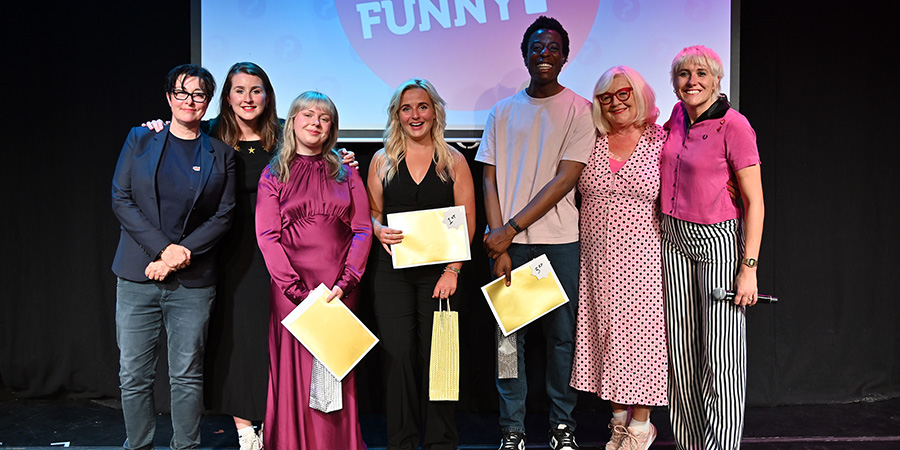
255, 91, 372, 450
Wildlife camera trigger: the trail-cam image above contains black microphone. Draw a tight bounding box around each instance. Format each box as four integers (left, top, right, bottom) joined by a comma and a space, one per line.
712, 287, 778, 304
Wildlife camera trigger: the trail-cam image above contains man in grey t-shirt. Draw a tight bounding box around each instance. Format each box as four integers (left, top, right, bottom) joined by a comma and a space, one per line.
476, 15, 595, 450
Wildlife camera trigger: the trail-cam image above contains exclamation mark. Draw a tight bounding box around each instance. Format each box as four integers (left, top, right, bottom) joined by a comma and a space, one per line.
524, 0, 548, 14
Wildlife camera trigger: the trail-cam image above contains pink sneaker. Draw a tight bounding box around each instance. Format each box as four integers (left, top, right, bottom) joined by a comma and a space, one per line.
619, 423, 657, 450
605, 420, 629, 450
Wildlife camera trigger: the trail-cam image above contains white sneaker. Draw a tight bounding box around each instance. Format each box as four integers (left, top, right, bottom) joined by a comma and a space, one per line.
238, 428, 263, 450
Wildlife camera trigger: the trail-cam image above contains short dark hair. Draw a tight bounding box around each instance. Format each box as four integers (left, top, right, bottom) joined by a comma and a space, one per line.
520, 16, 570, 62
164, 64, 216, 97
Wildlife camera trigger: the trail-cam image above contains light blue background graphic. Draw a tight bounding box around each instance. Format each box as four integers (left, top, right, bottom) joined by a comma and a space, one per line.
202, 0, 730, 136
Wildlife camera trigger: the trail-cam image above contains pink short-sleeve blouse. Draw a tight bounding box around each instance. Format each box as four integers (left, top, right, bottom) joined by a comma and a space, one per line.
660, 102, 760, 224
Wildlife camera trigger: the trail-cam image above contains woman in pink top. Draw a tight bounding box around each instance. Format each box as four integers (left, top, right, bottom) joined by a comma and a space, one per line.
570, 66, 667, 450
659, 46, 765, 450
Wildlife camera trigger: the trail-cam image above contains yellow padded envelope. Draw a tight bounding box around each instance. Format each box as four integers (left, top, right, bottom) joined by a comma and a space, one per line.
481, 254, 570, 336
281, 284, 379, 380
388, 206, 471, 269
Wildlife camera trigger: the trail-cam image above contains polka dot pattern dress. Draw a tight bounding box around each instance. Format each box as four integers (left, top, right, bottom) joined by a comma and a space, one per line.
570, 124, 668, 406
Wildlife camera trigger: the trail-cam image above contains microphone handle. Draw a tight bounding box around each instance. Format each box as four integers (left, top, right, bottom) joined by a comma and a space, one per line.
724, 291, 778, 303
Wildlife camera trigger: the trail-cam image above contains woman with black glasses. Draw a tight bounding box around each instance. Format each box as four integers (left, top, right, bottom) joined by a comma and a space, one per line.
141, 62, 357, 450
111, 63, 235, 450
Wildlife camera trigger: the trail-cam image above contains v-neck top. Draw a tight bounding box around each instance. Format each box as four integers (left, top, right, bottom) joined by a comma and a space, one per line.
382, 158, 455, 219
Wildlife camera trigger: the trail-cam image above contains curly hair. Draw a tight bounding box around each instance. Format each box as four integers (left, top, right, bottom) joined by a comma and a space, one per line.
520, 16, 570, 62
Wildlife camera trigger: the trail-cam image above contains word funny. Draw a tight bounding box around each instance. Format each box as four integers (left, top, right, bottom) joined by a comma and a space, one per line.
355, 0, 549, 39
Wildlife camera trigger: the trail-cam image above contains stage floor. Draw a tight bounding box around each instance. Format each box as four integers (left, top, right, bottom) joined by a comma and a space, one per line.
2, 393, 898, 449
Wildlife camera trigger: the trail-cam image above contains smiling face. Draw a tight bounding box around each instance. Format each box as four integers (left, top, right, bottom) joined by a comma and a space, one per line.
166, 75, 210, 127
599, 75, 637, 132
397, 88, 435, 144
674, 62, 721, 117
525, 28, 565, 95
291, 104, 332, 154
227, 72, 268, 123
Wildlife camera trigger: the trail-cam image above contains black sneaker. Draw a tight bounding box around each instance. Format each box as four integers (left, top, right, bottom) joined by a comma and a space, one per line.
549, 424, 579, 450
500, 431, 526, 450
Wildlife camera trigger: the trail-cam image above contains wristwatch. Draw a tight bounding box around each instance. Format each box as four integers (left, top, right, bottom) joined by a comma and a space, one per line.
742, 257, 758, 268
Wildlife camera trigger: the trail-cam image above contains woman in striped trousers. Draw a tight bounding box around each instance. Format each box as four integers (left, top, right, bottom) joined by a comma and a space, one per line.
659, 45, 765, 450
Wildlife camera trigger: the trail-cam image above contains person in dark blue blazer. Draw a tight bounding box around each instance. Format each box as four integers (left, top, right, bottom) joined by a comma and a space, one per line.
111, 63, 236, 450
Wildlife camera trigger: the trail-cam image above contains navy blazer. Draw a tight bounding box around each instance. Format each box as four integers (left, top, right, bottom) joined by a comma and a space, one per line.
111, 125, 236, 287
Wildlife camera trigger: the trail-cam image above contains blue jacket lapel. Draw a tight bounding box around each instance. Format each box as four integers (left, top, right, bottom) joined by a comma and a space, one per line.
193, 132, 216, 207
143, 127, 168, 226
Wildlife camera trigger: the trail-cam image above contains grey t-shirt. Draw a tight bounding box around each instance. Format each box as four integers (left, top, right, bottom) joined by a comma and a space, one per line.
476, 88, 595, 245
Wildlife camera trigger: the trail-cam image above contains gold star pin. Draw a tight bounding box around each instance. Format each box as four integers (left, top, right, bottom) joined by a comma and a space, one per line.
248, 147, 256, 154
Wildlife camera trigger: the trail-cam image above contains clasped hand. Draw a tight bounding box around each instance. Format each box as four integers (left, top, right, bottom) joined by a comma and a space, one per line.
144, 244, 191, 281
483, 225, 515, 259
145, 260, 173, 281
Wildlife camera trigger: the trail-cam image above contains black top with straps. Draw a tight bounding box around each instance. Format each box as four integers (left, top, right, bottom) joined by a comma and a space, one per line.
379, 158, 455, 265
383, 158, 455, 218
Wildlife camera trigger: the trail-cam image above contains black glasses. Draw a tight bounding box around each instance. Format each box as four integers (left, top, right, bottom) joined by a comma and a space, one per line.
597, 87, 633, 105
171, 90, 209, 103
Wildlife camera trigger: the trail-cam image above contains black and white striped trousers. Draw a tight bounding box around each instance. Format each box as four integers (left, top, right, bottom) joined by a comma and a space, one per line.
661, 215, 747, 450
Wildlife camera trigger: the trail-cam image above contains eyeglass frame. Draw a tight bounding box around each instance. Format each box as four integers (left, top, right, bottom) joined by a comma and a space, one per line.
596, 87, 633, 105
170, 89, 210, 103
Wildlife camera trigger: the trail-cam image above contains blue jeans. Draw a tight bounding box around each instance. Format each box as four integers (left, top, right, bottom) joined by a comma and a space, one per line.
495, 242, 580, 433
115, 278, 215, 450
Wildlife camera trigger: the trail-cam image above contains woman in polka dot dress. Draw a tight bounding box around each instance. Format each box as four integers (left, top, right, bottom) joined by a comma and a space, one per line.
570, 66, 667, 450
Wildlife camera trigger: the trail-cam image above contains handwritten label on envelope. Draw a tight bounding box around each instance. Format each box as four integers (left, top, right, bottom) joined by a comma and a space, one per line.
481, 254, 570, 336
388, 206, 470, 269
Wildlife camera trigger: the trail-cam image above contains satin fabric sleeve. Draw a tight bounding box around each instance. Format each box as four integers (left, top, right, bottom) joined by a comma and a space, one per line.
335, 166, 373, 295
256, 166, 309, 302
111, 127, 172, 259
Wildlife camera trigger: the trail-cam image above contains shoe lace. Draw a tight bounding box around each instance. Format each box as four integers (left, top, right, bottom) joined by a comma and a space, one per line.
553, 426, 577, 448
609, 423, 629, 446
620, 428, 647, 450
501, 432, 525, 449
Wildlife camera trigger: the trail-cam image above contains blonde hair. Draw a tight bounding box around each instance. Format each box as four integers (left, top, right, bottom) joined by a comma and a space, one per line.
381, 78, 453, 184
592, 66, 659, 135
670, 45, 724, 97
270, 91, 346, 183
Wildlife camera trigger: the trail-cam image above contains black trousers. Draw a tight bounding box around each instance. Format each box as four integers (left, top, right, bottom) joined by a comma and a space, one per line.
372, 256, 458, 450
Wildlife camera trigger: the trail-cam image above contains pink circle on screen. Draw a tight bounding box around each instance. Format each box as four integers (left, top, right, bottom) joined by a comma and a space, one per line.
336, 1, 599, 112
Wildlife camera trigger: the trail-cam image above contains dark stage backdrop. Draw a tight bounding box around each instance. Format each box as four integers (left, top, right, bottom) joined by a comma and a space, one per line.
2, 1, 897, 413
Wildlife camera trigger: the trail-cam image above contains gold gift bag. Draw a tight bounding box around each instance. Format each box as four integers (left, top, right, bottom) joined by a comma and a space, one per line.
429, 298, 459, 401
